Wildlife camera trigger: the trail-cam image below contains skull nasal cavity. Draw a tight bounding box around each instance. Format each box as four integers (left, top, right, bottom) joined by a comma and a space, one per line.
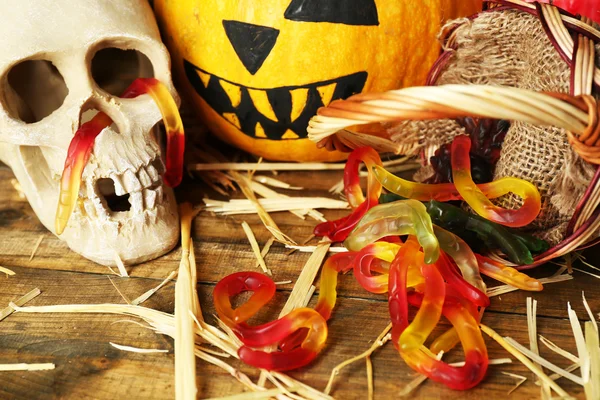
222, 21, 279, 75
5, 60, 68, 123
92, 48, 154, 96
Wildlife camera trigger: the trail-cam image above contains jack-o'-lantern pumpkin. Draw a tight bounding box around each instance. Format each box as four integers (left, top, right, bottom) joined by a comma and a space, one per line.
153, 0, 482, 161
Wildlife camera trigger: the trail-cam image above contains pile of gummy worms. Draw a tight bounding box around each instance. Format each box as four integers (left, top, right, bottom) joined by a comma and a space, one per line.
55, 78, 185, 235
214, 136, 548, 390
53, 76, 550, 389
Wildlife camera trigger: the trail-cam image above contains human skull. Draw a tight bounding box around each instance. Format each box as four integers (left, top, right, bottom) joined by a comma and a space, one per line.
0, 0, 180, 266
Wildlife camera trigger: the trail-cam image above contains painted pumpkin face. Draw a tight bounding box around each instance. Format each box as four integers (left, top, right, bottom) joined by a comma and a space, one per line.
154, 0, 482, 161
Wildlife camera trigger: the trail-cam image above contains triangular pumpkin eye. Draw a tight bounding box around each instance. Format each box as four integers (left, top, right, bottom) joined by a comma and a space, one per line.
223, 20, 280, 75
284, 0, 379, 26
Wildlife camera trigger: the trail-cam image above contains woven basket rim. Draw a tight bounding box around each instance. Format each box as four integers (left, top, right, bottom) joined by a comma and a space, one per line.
307, 1, 600, 267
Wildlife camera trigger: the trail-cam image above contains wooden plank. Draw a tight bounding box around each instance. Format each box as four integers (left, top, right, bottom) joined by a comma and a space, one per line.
3, 206, 598, 319
0, 163, 597, 317
0, 162, 599, 313
0, 265, 590, 399
0, 159, 597, 399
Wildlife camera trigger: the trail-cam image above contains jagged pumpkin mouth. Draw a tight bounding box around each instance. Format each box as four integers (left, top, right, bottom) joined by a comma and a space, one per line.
184, 60, 367, 140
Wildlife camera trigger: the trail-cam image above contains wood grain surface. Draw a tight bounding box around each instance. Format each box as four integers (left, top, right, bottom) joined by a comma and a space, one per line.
0, 153, 597, 399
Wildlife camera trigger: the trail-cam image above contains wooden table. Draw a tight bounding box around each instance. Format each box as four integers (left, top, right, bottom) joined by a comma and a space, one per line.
0, 158, 596, 399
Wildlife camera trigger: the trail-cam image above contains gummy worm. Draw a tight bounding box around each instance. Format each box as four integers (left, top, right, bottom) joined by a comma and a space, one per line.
388, 237, 422, 345
425, 202, 543, 290
423, 257, 541, 357
433, 225, 487, 295
425, 283, 482, 356
278, 251, 358, 353
385, 241, 489, 389
476, 254, 543, 291
55, 78, 184, 235
398, 298, 489, 390
425, 200, 538, 265
344, 147, 383, 209
352, 241, 425, 294
213, 271, 328, 371
398, 251, 446, 352
432, 211, 542, 292
381, 196, 548, 264
434, 250, 489, 308
451, 135, 540, 227
386, 239, 474, 352
430, 326, 463, 356
512, 233, 549, 254
344, 199, 440, 264
283, 245, 413, 352
353, 242, 398, 294
313, 252, 358, 321
282, 241, 422, 354
55, 112, 112, 235
372, 137, 541, 228
314, 147, 383, 242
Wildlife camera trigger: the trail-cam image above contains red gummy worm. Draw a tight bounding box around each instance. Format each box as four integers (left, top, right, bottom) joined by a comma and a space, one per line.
385, 239, 489, 389
451, 135, 540, 227
435, 252, 490, 308
55, 78, 184, 235
313, 200, 371, 242
55, 113, 113, 234
314, 147, 383, 241
401, 296, 489, 390
281, 252, 357, 352
213, 271, 328, 371
353, 242, 396, 294
213, 271, 275, 326
397, 260, 446, 352
313, 252, 358, 321
388, 237, 421, 346
408, 278, 482, 356
343, 147, 383, 209
120, 78, 184, 188
407, 285, 479, 320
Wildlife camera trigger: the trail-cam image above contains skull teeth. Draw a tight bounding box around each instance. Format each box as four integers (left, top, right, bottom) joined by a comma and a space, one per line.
111, 173, 127, 196
92, 157, 165, 218
146, 165, 160, 181
152, 158, 166, 174
123, 170, 142, 193
138, 168, 153, 188
83, 197, 97, 218
155, 186, 164, 202
143, 188, 157, 209
129, 191, 144, 214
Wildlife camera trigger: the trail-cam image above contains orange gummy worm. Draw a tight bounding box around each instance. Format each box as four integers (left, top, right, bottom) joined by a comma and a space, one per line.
55, 78, 184, 235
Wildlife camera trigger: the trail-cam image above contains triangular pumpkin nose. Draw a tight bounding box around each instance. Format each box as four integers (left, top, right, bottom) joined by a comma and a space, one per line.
223, 20, 280, 75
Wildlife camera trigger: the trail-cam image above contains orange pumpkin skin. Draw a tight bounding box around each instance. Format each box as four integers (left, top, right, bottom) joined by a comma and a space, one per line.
154, 0, 482, 162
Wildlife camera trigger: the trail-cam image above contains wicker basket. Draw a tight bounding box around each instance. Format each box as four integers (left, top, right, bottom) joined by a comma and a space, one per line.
307, 0, 600, 269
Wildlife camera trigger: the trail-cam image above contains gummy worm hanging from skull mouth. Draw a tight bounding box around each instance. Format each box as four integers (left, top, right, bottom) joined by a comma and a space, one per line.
55, 78, 185, 235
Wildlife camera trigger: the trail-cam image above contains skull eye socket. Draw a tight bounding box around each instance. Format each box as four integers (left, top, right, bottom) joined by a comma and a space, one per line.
4, 59, 69, 124
284, 0, 379, 26
91, 48, 154, 96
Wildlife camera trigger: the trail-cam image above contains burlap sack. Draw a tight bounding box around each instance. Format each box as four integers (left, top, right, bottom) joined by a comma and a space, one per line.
387, 10, 599, 245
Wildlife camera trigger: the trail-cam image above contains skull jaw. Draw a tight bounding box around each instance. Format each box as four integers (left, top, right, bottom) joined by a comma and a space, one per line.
0, 142, 180, 267
62, 189, 180, 266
